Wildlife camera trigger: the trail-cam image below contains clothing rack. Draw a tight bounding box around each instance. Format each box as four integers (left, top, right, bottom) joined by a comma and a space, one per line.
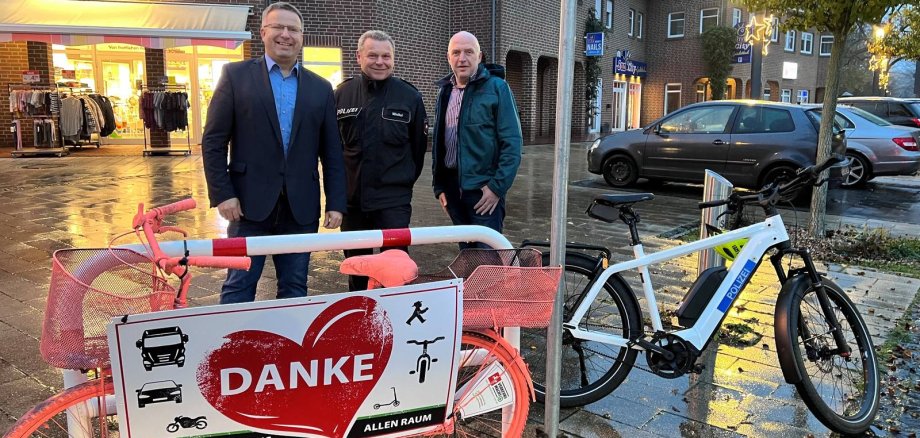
8, 83, 68, 157
59, 87, 102, 149
140, 84, 192, 156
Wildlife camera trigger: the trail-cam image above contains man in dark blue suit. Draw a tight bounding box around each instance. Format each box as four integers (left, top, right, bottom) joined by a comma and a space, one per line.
202, 1, 346, 304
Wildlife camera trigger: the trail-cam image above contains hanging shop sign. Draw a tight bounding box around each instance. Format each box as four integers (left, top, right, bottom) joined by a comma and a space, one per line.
613, 49, 647, 78
21, 70, 40, 83
108, 280, 464, 438
733, 23, 752, 64
585, 32, 604, 57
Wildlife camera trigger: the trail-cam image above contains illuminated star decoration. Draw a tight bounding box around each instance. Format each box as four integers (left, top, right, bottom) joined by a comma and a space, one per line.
745, 14, 775, 56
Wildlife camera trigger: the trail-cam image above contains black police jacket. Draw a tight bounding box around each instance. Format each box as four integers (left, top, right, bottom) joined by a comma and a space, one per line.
334, 74, 428, 211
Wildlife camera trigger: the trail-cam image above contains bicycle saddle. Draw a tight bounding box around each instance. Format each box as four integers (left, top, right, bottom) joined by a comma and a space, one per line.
593, 193, 654, 207
339, 249, 418, 289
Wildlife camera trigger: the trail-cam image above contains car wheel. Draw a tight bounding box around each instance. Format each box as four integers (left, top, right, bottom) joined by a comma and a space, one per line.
602, 155, 639, 187
761, 165, 804, 202
842, 153, 871, 188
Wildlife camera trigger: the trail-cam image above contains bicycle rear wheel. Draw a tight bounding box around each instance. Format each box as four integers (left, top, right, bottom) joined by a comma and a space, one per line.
521, 252, 641, 407
446, 331, 531, 437
785, 279, 880, 434
6, 377, 117, 438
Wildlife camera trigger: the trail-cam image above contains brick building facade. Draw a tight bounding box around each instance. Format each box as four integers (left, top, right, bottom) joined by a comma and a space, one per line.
0, 0, 832, 151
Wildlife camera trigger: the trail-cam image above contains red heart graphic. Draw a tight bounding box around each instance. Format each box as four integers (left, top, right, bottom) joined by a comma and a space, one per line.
196, 296, 393, 437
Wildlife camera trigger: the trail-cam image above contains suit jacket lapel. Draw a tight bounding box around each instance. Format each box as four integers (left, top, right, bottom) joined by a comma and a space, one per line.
290, 65, 311, 149
252, 58, 283, 148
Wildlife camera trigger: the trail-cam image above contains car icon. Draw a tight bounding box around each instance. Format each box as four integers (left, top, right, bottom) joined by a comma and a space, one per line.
137, 380, 183, 408
136, 326, 189, 371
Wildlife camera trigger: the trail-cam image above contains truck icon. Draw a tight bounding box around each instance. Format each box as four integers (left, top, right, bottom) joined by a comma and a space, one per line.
136, 326, 188, 371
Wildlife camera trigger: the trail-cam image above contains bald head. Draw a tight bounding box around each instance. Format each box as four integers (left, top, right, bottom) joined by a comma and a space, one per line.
447, 31, 482, 86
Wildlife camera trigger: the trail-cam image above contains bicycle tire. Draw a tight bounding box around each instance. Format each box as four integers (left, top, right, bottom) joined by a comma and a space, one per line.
447, 331, 531, 437
5, 377, 117, 438
521, 252, 642, 407
783, 278, 880, 434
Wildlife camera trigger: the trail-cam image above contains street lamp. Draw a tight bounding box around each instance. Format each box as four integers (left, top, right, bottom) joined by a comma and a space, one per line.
870, 24, 891, 93
745, 14, 775, 100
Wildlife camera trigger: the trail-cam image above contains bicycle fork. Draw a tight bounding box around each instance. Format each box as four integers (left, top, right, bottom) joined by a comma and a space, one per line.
772, 248, 851, 358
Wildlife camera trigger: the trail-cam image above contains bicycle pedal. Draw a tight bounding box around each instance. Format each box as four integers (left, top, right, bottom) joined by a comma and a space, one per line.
691, 363, 705, 374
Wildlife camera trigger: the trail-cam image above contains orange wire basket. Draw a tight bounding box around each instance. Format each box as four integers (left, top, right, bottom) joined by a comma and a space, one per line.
415, 248, 562, 330
40, 248, 176, 369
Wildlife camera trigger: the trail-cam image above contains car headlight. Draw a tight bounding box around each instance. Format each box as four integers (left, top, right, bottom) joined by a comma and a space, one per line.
139, 394, 150, 399
589, 138, 601, 153
170, 390, 181, 395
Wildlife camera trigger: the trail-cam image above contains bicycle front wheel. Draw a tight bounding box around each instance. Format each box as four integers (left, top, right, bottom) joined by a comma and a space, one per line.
6, 377, 117, 438
785, 279, 880, 434
447, 331, 531, 437
521, 252, 642, 407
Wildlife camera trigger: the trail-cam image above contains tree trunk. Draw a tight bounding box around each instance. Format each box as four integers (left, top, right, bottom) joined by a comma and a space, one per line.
808, 30, 846, 237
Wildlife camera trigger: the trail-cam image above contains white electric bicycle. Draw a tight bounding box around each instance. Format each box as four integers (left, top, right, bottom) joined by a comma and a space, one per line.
522, 156, 880, 435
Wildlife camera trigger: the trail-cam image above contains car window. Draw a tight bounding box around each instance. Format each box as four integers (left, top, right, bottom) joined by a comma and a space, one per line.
890, 103, 912, 117
659, 106, 735, 134
844, 106, 891, 126
733, 106, 795, 133
808, 109, 852, 129
850, 102, 887, 117
805, 109, 844, 133
908, 103, 920, 117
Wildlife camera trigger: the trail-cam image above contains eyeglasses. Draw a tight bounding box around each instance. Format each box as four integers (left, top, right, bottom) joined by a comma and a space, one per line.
262, 23, 303, 34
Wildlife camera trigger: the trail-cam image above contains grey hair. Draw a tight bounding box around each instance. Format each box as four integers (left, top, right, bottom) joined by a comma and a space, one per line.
358, 30, 396, 52
262, 2, 303, 27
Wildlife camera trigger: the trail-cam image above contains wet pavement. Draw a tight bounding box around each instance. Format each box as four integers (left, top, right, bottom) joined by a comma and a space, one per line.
0, 143, 918, 437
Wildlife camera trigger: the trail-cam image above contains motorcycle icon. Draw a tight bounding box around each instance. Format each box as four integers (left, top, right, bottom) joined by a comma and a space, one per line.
166, 416, 207, 433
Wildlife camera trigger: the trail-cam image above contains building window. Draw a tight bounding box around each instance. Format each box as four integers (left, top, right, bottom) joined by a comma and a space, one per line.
819, 35, 833, 56
784, 30, 796, 51
696, 83, 707, 102
771, 17, 779, 42
801, 32, 813, 54
668, 12, 685, 38
700, 8, 720, 34
797, 89, 809, 104
732, 8, 743, 27
637, 13, 644, 39
781, 89, 792, 103
763, 88, 772, 101
594, 0, 602, 19
628, 9, 635, 36
606, 0, 613, 29
665, 83, 682, 114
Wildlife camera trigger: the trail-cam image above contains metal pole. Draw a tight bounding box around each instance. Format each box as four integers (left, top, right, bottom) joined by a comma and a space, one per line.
750, 39, 763, 99
545, 0, 576, 436
698, 170, 733, 274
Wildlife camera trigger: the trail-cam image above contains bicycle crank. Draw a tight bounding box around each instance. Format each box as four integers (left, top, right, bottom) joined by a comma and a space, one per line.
645, 333, 698, 379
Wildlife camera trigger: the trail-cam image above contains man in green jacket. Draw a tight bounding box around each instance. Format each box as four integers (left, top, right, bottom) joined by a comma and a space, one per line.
432, 31, 522, 247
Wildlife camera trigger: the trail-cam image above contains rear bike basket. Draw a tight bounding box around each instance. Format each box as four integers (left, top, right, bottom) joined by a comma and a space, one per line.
415, 248, 562, 329
41, 248, 176, 369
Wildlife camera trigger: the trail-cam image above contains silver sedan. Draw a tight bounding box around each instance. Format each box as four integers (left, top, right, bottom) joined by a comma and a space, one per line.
816, 105, 920, 187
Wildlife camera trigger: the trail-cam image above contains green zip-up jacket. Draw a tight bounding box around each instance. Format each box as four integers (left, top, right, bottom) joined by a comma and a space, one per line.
432, 63, 522, 198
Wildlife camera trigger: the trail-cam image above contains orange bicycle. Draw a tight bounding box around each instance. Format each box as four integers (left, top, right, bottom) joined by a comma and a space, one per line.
5, 199, 561, 438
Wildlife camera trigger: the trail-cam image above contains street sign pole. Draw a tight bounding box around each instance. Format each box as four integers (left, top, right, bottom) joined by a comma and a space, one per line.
545, 0, 576, 436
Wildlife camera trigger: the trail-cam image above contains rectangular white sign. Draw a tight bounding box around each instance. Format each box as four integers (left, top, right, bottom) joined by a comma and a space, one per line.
108, 279, 462, 438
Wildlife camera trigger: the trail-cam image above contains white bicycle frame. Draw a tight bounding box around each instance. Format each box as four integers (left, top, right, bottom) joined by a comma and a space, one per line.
566, 214, 790, 351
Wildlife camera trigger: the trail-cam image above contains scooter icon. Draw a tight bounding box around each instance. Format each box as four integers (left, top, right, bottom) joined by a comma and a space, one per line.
373, 387, 400, 409
407, 337, 444, 383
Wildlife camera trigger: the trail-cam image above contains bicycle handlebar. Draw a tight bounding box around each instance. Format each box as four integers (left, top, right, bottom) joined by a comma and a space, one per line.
161, 256, 252, 271
152, 198, 196, 217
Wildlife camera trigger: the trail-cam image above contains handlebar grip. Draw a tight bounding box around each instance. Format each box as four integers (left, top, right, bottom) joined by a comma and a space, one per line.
699, 199, 728, 209
152, 199, 197, 217
162, 256, 251, 271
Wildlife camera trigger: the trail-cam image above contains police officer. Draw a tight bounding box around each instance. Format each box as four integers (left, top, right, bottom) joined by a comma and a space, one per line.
335, 30, 428, 291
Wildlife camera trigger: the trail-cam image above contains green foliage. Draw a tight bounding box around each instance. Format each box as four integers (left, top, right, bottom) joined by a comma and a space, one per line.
868, 5, 919, 89
701, 27, 738, 100
584, 9, 606, 128
737, 0, 896, 36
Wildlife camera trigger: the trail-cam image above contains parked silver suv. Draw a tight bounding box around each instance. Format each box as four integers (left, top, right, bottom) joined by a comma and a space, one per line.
587, 100, 846, 190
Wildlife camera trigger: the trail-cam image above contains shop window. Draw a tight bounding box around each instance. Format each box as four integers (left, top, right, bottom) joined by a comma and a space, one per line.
668, 12, 685, 38
785, 30, 796, 52
700, 8, 719, 34
303, 47, 343, 88
665, 83, 681, 114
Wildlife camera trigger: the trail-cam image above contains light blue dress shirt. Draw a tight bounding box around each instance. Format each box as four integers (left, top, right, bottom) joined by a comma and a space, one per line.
265, 54, 300, 154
